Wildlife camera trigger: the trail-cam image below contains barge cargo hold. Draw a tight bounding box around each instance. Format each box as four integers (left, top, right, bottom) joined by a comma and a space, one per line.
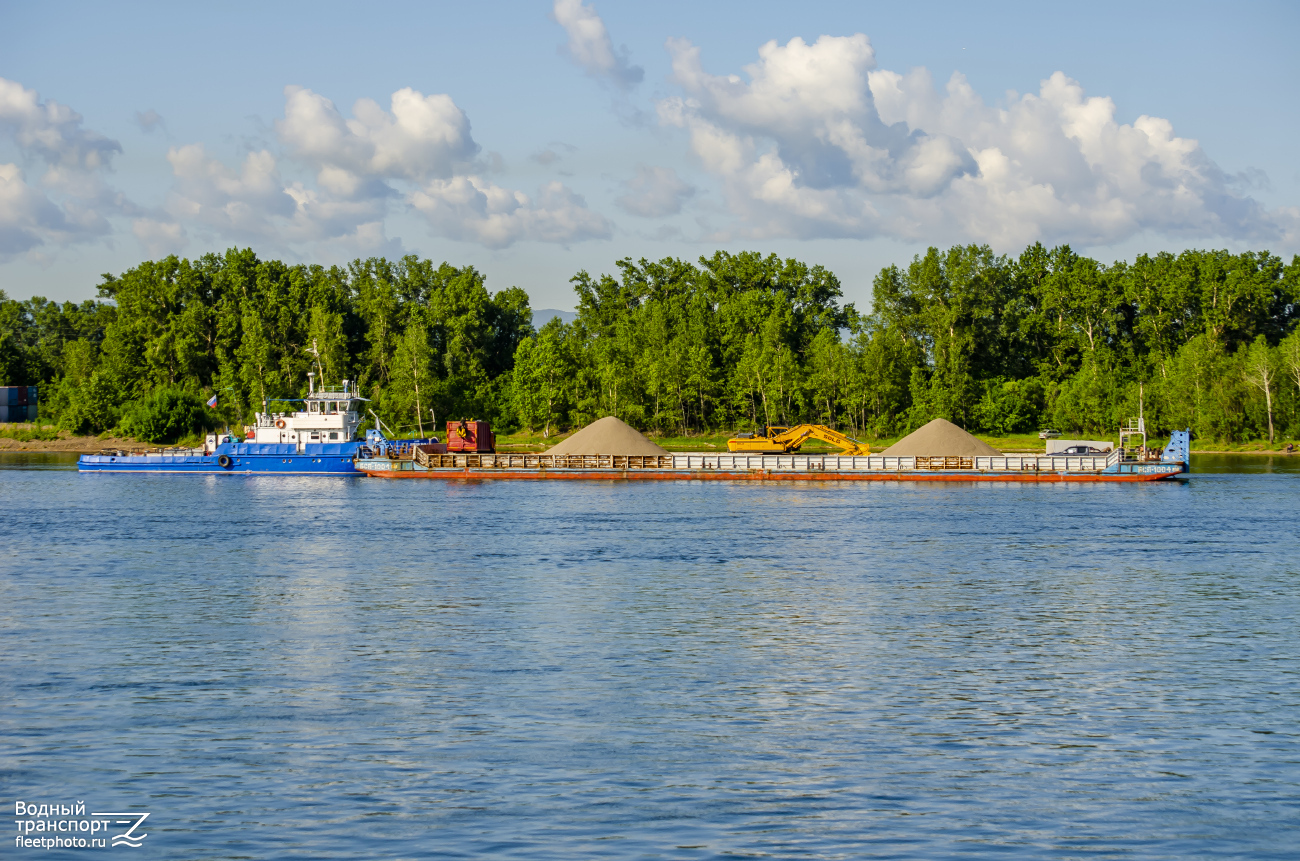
358, 436, 1191, 483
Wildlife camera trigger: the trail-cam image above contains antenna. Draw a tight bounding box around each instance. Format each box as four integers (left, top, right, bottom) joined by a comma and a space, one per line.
1139, 382, 1145, 434
310, 339, 325, 383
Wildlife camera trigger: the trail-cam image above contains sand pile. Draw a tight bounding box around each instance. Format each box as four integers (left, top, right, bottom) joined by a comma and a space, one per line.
881, 418, 1001, 457
546, 416, 670, 456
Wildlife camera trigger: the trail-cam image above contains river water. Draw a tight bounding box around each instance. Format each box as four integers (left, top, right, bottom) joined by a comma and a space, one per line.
2, 455, 1297, 859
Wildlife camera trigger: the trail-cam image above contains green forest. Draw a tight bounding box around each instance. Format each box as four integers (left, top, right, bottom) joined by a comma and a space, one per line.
2, 244, 1298, 444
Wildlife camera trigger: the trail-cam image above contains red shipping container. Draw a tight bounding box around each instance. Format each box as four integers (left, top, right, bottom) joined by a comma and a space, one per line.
445, 420, 494, 453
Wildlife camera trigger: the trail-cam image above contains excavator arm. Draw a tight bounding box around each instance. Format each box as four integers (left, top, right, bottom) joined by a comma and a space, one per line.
727, 424, 869, 456
786, 424, 871, 456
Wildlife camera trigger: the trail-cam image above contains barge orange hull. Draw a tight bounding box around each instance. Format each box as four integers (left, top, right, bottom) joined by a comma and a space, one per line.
363, 468, 1183, 483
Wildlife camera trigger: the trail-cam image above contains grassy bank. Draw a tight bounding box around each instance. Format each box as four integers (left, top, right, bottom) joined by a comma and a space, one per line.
0, 423, 62, 443
4, 421, 1293, 456
1189, 439, 1298, 453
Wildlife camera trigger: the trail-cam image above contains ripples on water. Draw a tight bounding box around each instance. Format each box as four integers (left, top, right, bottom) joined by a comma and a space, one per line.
2, 455, 1297, 859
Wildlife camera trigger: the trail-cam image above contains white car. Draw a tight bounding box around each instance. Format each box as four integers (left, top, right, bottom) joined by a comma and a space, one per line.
1038, 429, 1061, 439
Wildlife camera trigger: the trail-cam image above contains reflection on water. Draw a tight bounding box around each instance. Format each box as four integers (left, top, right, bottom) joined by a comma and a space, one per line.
1, 454, 1298, 858
1191, 452, 1300, 473
0, 451, 80, 469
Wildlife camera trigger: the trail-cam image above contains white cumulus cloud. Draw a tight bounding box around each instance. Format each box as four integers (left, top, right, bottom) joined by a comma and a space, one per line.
277, 85, 478, 185
658, 35, 1297, 248
131, 217, 185, 258
145, 84, 609, 254
0, 78, 128, 260
274, 83, 609, 249
0, 78, 121, 173
0, 163, 61, 255
553, 0, 643, 89
146, 142, 398, 256
410, 176, 612, 248
162, 144, 295, 241
617, 165, 695, 218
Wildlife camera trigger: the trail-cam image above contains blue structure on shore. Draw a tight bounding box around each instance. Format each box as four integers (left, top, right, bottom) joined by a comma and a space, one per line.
77, 375, 425, 475
0, 386, 38, 423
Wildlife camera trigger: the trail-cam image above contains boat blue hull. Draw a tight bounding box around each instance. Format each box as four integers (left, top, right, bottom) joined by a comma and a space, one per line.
78, 442, 363, 475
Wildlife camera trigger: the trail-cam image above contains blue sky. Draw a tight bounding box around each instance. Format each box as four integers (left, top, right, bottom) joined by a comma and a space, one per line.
2, 0, 1297, 311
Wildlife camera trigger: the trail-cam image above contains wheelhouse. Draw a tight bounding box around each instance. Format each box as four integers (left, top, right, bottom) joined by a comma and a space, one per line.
218, 372, 365, 453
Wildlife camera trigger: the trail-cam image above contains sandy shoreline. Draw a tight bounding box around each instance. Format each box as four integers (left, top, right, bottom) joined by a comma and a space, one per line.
0, 436, 142, 453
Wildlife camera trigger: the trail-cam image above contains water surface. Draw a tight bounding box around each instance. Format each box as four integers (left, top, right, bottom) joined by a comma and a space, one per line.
2, 455, 1297, 858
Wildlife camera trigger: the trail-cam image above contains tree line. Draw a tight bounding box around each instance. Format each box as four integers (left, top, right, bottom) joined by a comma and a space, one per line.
1, 244, 1298, 444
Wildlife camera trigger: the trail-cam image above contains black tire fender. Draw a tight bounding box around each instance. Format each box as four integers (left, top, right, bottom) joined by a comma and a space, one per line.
217, 454, 232, 468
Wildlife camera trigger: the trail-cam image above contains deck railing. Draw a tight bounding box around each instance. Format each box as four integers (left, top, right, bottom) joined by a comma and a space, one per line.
389, 452, 1120, 473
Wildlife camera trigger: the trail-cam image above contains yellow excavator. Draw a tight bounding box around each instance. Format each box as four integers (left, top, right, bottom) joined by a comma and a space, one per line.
727, 424, 871, 456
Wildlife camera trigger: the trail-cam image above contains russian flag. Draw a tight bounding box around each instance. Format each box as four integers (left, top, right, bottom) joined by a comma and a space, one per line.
206, 394, 219, 408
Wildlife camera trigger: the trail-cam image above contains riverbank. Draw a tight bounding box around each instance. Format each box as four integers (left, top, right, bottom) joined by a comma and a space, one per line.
0, 424, 140, 453
1189, 441, 1299, 453
4, 422, 1295, 456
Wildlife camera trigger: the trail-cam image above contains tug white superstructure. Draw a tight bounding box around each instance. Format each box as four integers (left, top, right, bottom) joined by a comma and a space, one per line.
236, 373, 365, 453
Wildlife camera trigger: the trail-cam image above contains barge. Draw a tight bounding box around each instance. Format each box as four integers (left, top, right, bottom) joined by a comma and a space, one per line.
357, 430, 1191, 483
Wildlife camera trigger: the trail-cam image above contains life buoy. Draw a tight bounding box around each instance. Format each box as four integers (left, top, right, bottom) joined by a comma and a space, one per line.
276, 419, 287, 429
218, 454, 232, 468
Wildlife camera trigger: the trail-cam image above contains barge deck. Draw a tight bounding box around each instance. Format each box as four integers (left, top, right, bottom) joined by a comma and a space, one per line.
358, 449, 1189, 482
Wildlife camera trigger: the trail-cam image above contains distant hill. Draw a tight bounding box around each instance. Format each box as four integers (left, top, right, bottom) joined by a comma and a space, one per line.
531, 308, 577, 328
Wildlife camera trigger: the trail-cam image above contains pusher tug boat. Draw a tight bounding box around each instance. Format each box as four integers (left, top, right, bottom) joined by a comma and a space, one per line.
77, 373, 427, 475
